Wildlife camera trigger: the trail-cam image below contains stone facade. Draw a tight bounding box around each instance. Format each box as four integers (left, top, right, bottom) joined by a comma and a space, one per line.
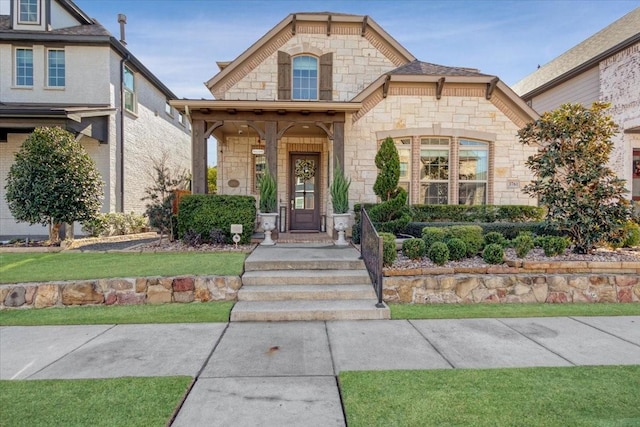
0, 275, 242, 310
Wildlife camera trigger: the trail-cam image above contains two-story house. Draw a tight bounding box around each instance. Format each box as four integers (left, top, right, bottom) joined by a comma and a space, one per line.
0, 0, 191, 237
171, 12, 539, 236
513, 8, 640, 202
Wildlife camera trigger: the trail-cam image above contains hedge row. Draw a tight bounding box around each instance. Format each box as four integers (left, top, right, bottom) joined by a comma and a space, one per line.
405, 221, 553, 240
177, 195, 256, 244
407, 204, 544, 223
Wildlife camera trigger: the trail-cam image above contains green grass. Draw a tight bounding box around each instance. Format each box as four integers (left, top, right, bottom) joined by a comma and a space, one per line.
340, 366, 640, 427
0, 376, 191, 427
390, 302, 640, 319
0, 252, 246, 284
0, 301, 234, 326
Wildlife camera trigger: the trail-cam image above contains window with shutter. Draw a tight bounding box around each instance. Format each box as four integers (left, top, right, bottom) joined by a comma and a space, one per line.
278, 51, 291, 100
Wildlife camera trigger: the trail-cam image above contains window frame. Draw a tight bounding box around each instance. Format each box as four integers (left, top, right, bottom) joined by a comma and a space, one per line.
15, 47, 34, 87
420, 137, 451, 205
252, 147, 266, 194
46, 48, 65, 88
18, 0, 40, 24
291, 55, 319, 101
123, 65, 136, 113
165, 102, 173, 116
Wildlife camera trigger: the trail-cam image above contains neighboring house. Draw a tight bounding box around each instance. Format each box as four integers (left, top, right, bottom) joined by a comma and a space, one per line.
172, 12, 539, 236
513, 8, 640, 202
0, 0, 191, 237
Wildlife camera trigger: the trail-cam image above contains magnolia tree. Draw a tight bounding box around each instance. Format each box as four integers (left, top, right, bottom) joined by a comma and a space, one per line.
5, 127, 103, 242
518, 102, 630, 253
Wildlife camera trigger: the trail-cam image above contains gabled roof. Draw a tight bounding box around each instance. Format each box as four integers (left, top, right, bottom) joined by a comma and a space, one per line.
205, 12, 416, 95
389, 60, 491, 77
513, 7, 640, 98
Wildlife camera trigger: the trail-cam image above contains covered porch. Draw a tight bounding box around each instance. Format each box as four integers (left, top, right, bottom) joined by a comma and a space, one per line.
171, 100, 361, 233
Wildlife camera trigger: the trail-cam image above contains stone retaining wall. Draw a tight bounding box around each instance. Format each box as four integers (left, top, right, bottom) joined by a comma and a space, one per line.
0, 276, 242, 309
383, 273, 640, 304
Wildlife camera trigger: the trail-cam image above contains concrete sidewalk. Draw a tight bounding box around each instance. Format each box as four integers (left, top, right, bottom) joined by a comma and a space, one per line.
2, 316, 639, 426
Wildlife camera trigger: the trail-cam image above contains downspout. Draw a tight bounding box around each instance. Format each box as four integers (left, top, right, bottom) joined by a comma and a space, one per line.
118, 53, 130, 213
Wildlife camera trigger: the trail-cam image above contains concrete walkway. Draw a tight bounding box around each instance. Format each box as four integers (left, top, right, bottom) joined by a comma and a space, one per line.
1, 316, 639, 426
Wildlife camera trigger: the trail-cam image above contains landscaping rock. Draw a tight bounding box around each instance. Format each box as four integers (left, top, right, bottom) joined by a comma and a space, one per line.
146, 285, 172, 304
546, 292, 569, 303
116, 292, 146, 305
34, 284, 60, 308
173, 277, 194, 292
62, 282, 104, 305
135, 278, 148, 293
4, 286, 26, 307
24, 285, 37, 304
455, 277, 479, 299
174, 291, 194, 303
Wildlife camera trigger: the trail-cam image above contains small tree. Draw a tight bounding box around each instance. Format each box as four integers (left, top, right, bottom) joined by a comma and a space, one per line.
5, 127, 103, 242
373, 136, 400, 201
142, 153, 189, 241
518, 102, 630, 253
207, 166, 217, 194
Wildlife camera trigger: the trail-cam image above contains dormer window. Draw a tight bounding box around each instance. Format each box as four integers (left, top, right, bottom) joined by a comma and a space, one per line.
292, 56, 318, 100
18, 0, 40, 24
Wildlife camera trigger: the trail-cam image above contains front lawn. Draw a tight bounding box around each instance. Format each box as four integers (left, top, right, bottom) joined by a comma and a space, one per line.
0, 376, 191, 427
0, 252, 246, 284
0, 301, 234, 326
340, 366, 640, 426
390, 302, 640, 319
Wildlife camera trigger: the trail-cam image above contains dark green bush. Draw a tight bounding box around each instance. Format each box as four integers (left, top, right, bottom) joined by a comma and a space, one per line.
536, 236, 569, 256
484, 231, 507, 247
178, 195, 256, 244
380, 232, 397, 266
483, 243, 505, 264
443, 225, 483, 257
421, 227, 446, 249
406, 222, 548, 239
369, 188, 411, 235
351, 203, 377, 244
624, 221, 640, 247
446, 238, 467, 261
428, 241, 450, 265
410, 204, 543, 223
512, 232, 535, 258
402, 238, 426, 260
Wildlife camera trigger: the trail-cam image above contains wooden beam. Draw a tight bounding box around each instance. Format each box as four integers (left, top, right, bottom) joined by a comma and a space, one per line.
204, 121, 223, 138
190, 110, 344, 122
486, 77, 499, 100
291, 14, 296, 35
315, 122, 333, 139
191, 119, 207, 194
246, 121, 265, 140
327, 15, 332, 36
265, 121, 278, 178
361, 15, 367, 36
277, 122, 296, 140
382, 75, 391, 98
436, 77, 445, 100
333, 121, 345, 171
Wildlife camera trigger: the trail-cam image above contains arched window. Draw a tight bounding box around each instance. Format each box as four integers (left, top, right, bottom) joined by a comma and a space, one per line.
292, 55, 318, 100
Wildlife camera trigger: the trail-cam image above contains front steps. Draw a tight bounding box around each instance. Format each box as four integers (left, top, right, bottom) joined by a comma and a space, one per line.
230, 244, 390, 322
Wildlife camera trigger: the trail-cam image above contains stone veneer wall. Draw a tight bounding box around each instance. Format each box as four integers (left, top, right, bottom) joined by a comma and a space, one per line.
0, 276, 241, 309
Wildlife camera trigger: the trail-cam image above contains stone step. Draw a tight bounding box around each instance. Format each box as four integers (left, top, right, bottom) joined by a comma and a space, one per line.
237, 284, 377, 301
244, 258, 365, 271
242, 269, 371, 286
230, 300, 390, 322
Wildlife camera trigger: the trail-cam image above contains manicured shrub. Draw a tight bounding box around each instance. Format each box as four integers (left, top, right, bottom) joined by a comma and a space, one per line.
624, 221, 640, 247
178, 195, 256, 244
428, 241, 450, 265
512, 232, 535, 258
410, 204, 544, 223
380, 232, 397, 266
406, 222, 548, 240
444, 225, 483, 257
483, 231, 507, 247
483, 243, 504, 264
402, 238, 426, 260
422, 227, 446, 249
536, 236, 569, 256
446, 238, 467, 261
82, 212, 148, 237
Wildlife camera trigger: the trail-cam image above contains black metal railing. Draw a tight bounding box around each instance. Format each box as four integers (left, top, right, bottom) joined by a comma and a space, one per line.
360, 207, 385, 308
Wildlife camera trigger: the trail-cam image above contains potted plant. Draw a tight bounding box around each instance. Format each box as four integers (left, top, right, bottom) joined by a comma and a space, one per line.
258, 166, 278, 245
330, 160, 351, 245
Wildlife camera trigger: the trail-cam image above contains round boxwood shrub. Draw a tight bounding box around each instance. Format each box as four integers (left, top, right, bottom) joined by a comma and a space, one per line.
422, 227, 446, 249
380, 232, 397, 266
536, 236, 569, 256
624, 221, 640, 247
512, 232, 534, 258
446, 238, 467, 261
483, 231, 506, 247
402, 238, 426, 260
428, 241, 450, 265
483, 243, 504, 264
444, 225, 483, 257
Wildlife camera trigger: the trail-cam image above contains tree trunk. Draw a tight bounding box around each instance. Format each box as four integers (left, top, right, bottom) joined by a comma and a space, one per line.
50, 222, 61, 243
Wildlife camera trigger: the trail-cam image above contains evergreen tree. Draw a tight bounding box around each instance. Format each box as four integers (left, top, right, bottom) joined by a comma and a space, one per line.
374, 137, 400, 201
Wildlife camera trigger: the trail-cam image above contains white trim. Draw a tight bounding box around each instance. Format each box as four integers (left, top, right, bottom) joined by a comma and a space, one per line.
17, 0, 40, 25
14, 46, 34, 87
291, 54, 319, 101
45, 48, 65, 88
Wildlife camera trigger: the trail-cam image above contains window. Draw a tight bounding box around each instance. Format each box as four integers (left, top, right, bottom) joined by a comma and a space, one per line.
420, 138, 450, 204
123, 66, 136, 112
292, 55, 318, 100
178, 113, 185, 126
15, 48, 33, 86
165, 102, 173, 116
18, 0, 39, 24
47, 49, 65, 87
253, 149, 266, 194
458, 139, 488, 205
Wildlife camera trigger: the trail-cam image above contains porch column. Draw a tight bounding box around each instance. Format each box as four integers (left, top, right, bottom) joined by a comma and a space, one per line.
265, 121, 278, 177
333, 121, 344, 170
192, 119, 208, 194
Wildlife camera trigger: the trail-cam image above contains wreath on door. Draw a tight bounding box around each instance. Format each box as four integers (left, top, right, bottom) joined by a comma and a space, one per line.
295, 159, 316, 181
